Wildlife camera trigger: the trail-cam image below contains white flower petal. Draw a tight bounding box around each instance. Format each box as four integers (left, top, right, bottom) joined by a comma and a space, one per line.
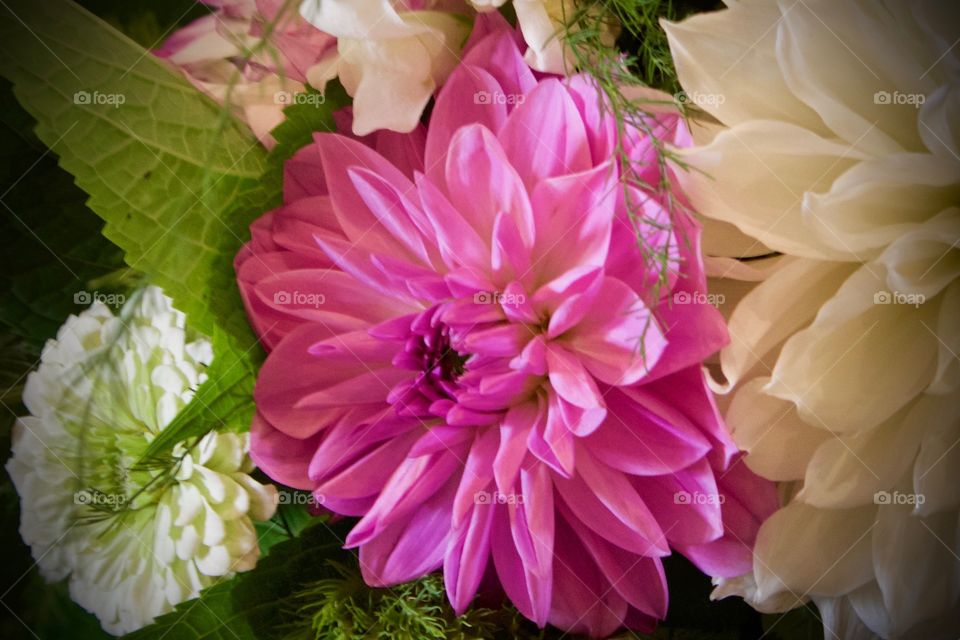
754, 501, 876, 601
727, 378, 831, 482
717, 257, 855, 391
873, 503, 960, 636
776, 0, 932, 155
802, 155, 960, 255
919, 83, 960, 162
796, 397, 932, 509
912, 400, 960, 516
768, 264, 940, 434
815, 593, 881, 640
662, 1, 825, 131
678, 120, 869, 260
195, 544, 232, 577
299, 0, 413, 39
515, 0, 569, 74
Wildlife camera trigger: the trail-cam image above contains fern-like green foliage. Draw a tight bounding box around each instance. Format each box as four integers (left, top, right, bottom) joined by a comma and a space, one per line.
571, 0, 724, 94
284, 567, 536, 640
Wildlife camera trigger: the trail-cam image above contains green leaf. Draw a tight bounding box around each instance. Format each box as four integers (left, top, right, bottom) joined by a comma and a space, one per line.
267, 82, 347, 168
0, 1, 352, 458
0, 0, 272, 348
254, 492, 317, 556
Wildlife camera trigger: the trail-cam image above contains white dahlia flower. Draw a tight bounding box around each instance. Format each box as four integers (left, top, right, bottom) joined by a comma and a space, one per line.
6, 286, 277, 635
664, 0, 960, 638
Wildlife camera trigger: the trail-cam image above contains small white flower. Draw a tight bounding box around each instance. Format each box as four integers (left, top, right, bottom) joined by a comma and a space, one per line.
6, 286, 277, 635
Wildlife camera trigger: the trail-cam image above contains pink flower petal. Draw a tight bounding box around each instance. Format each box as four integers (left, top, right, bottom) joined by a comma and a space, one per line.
584, 387, 712, 476
425, 65, 508, 183
499, 79, 592, 188
443, 125, 535, 247
445, 496, 495, 614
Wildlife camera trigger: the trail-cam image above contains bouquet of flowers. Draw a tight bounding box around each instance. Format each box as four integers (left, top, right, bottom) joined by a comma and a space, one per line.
0, 1, 956, 638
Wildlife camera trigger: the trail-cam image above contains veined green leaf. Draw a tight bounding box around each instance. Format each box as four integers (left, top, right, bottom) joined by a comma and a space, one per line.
0, 0, 343, 458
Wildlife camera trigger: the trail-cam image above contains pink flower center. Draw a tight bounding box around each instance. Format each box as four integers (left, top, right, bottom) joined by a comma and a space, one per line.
388, 305, 470, 420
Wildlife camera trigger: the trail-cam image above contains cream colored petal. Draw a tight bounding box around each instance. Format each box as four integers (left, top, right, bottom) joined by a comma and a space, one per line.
796, 396, 933, 509
873, 503, 960, 636
339, 12, 467, 135
930, 281, 960, 395
407, 12, 470, 87
686, 114, 726, 147
726, 378, 831, 481
919, 83, 960, 162
878, 208, 960, 301
711, 572, 803, 614
705, 254, 784, 283
339, 36, 435, 135
661, 3, 826, 131
676, 120, 868, 261
305, 48, 341, 90
515, 0, 569, 74
775, 0, 935, 155
701, 216, 773, 260
912, 397, 960, 516
718, 257, 855, 391
299, 0, 415, 39
845, 581, 892, 639
815, 593, 884, 640
754, 501, 876, 601
803, 154, 960, 256
164, 25, 243, 66
768, 263, 940, 435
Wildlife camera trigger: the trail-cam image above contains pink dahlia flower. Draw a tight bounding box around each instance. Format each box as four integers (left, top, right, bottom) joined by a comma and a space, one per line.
237, 16, 777, 637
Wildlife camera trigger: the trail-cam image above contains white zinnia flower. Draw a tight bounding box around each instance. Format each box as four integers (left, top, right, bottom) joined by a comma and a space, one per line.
6, 286, 277, 635
300, 0, 471, 136
664, 0, 960, 638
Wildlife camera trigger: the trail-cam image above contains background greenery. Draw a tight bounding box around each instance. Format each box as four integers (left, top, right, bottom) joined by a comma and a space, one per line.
0, 1, 821, 639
